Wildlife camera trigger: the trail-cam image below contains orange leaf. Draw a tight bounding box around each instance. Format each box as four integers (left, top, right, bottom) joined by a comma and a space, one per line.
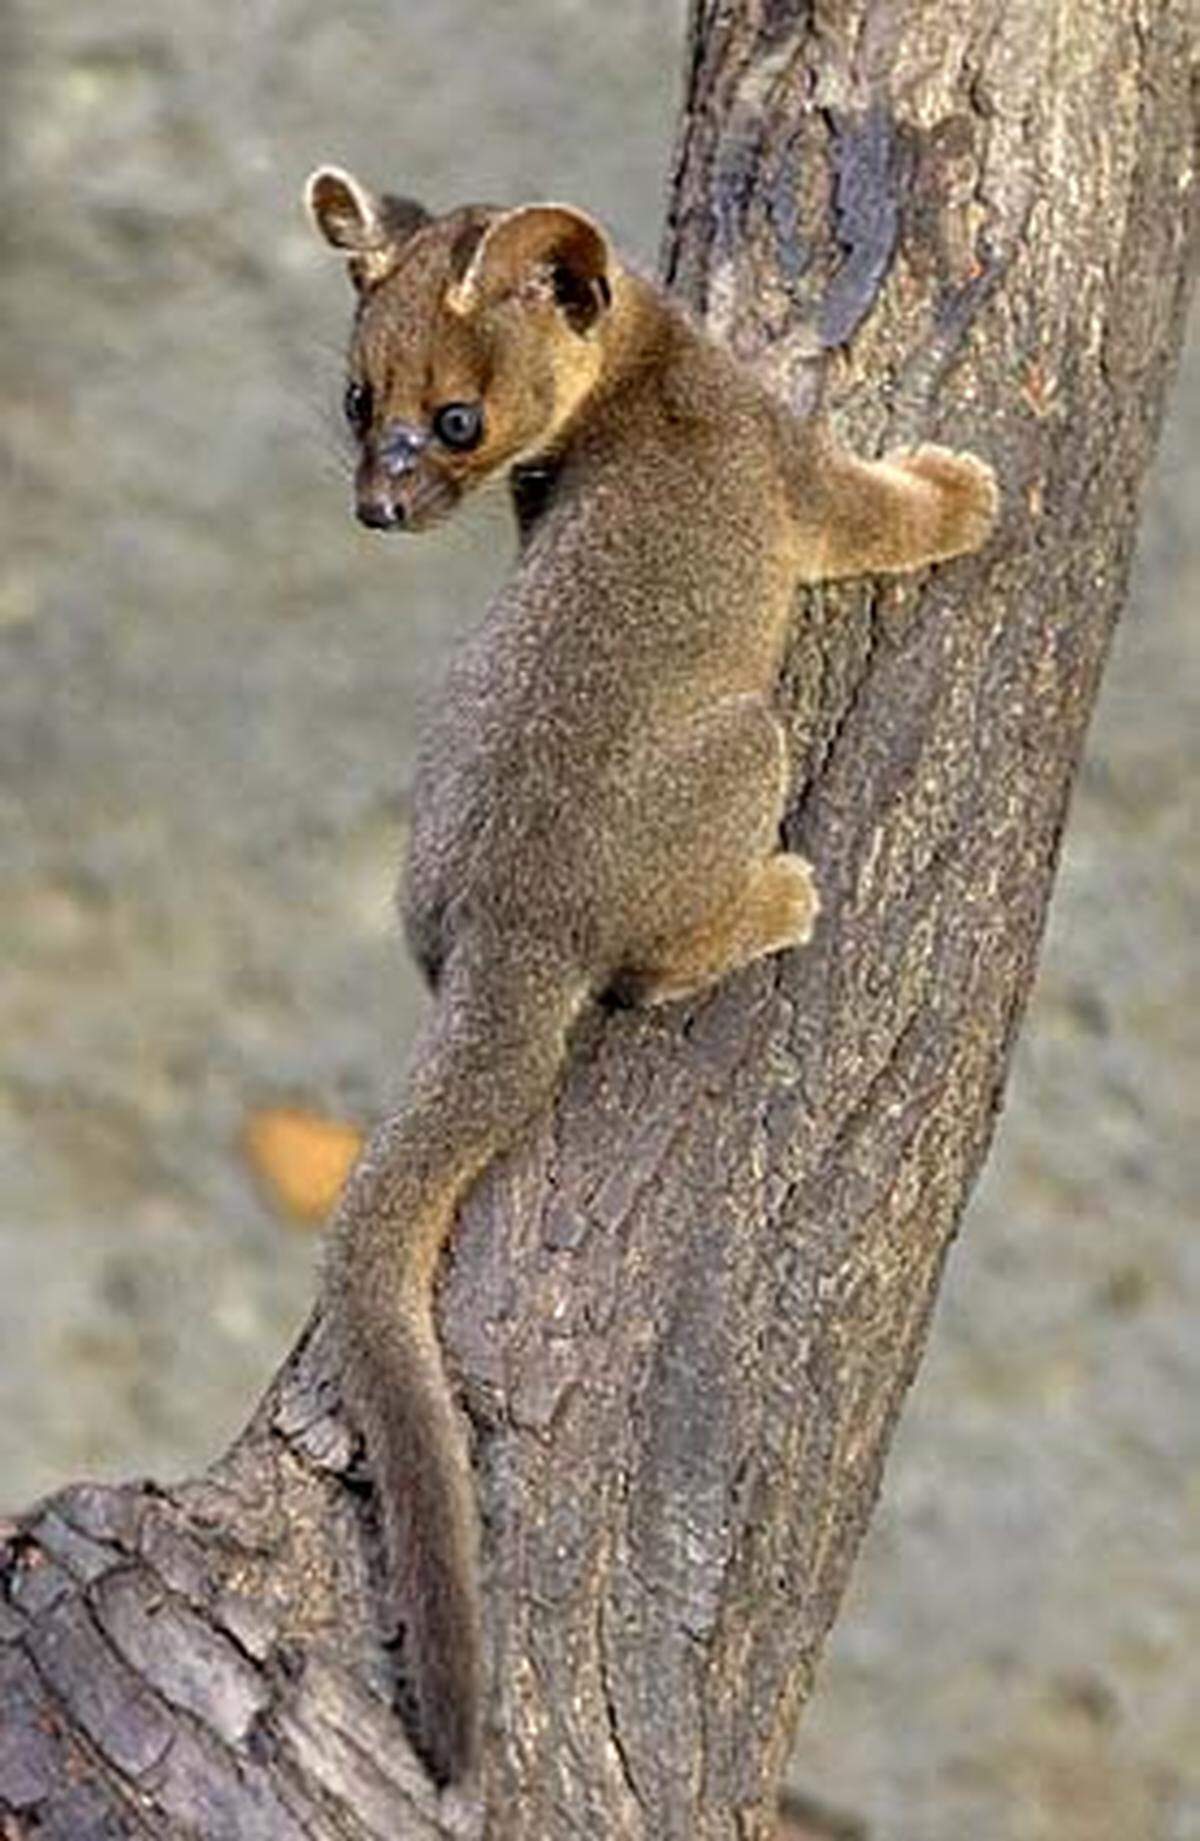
242, 1106, 364, 1226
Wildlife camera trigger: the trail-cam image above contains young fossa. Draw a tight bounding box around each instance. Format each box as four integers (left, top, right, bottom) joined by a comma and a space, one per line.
305, 165, 998, 1786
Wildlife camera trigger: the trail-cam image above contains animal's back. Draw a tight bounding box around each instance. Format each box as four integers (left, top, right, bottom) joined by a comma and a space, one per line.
403, 348, 799, 979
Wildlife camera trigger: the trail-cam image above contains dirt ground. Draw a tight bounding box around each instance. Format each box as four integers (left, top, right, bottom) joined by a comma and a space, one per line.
1, 4, 1196, 1836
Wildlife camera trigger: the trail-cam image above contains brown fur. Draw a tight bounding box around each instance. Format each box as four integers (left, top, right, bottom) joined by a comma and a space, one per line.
304, 165, 999, 1785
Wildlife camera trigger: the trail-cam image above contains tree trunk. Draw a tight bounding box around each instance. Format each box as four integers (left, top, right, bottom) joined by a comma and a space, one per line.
3, 4, 1196, 1838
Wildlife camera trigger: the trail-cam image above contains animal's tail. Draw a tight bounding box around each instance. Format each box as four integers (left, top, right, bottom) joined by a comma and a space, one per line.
325, 940, 584, 1785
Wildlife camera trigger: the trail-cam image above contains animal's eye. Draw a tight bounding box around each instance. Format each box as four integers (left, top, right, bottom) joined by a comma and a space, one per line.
344, 379, 373, 436
433, 402, 484, 451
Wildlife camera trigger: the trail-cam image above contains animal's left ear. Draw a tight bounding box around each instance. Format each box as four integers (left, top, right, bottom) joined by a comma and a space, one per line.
449, 204, 612, 334
304, 165, 431, 292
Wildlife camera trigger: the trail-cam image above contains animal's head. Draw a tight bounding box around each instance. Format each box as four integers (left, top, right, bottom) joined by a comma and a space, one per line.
305, 166, 616, 533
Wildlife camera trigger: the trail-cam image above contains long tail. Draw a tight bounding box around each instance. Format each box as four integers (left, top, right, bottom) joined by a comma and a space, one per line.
325, 942, 583, 1784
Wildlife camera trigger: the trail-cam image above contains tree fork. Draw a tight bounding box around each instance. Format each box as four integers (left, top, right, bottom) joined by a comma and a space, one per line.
2, 4, 1196, 1837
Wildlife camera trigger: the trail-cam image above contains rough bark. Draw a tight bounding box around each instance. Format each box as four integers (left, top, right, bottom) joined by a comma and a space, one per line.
3, 3, 1197, 1838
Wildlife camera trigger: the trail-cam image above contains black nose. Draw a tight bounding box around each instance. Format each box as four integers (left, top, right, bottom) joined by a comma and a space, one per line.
356, 497, 405, 531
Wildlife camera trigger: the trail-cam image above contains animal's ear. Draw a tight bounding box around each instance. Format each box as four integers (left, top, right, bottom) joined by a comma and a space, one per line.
304, 166, 431, 291
449, 204, 612, 333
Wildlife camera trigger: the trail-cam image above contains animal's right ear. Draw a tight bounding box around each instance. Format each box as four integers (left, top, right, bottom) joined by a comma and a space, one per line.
304, 166, 430, 291
448, 204, 612, 334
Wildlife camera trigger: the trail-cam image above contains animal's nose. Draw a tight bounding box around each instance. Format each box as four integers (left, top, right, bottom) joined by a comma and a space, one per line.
355, 449, 409, 531
356, 494, 405, 531
378, 421, 428, 477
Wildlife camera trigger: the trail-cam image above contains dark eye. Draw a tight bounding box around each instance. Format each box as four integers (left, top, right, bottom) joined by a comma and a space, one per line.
344, 379, 373, 436
433, 402, 484, 451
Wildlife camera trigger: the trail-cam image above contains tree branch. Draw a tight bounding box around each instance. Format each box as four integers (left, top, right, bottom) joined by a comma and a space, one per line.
3, 4, 1196, 1838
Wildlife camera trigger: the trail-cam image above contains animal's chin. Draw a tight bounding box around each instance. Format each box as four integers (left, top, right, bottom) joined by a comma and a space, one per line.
403, 499, 456, 534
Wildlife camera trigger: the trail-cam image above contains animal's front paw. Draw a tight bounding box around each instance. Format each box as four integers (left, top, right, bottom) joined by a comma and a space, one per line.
894, 444, 1000, 560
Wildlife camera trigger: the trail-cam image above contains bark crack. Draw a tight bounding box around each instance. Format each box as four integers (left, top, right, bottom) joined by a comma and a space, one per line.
594, 1537, 646, 1828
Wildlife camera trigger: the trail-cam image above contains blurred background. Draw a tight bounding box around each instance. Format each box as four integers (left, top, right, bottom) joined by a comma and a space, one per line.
1, 3, 1196, 1837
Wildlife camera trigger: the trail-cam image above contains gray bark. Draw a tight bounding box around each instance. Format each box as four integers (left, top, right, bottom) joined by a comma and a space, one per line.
3, 3, 1197, 1838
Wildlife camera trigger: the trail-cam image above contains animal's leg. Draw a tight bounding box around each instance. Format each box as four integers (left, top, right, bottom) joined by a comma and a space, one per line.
619, 851, 818, 1006
793, 440, 998, 581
